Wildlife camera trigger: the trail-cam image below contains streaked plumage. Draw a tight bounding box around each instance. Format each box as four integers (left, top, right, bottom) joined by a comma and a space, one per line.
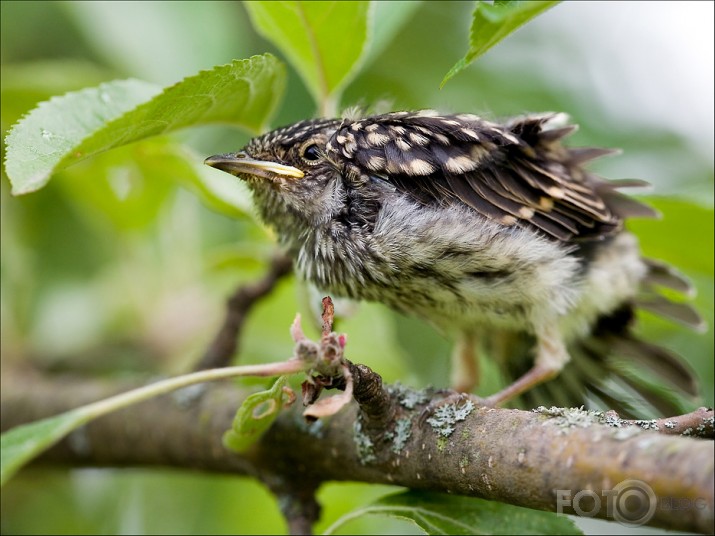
206, 110, 705, 417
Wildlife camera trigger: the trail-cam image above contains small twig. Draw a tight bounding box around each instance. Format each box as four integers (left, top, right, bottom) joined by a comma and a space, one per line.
294, 298, 356, 420
193, 253, 293, 371
263, 477, 321, 536
281, 490, 321, 536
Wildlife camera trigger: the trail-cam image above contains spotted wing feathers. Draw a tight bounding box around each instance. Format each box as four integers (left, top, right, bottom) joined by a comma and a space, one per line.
327, 111, 657, 241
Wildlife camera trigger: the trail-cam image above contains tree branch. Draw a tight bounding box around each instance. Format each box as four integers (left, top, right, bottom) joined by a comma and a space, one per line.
192, 253, 293, 371
1, 366, 712, 534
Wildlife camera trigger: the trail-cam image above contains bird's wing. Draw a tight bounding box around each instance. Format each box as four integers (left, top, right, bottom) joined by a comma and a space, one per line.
326, 111, 657, 241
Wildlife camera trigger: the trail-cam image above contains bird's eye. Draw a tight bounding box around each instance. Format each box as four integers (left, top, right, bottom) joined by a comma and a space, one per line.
301, 143, 322, 164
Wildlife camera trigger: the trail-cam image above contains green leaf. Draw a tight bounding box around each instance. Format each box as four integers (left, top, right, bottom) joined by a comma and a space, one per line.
223, 376, 292, 453
325, 490, 582, 535
4, 54, 286, 195
1, 410, 87, 487
363, 2, 422, 68
182, 149, 256, 219
244, 1, 369, 114
5, 78, 160, 194
441, 1, 560, 87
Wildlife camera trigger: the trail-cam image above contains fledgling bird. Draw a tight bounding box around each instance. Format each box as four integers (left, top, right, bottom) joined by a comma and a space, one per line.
205, 110, 704, 417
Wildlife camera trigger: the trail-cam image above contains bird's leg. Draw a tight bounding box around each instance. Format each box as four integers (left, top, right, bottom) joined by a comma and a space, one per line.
483, 324, 570, 406
421, 328, 565, 426
451, 332, 479, 392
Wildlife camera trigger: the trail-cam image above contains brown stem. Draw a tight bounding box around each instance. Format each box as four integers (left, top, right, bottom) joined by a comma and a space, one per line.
193, 253, 293, 370
263, 477, 321, 535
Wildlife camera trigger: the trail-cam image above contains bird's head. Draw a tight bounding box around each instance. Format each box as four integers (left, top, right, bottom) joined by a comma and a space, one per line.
205, 118, 356, 231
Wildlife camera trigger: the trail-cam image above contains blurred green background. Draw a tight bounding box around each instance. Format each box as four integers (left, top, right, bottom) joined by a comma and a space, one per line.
1, 1, 712, 534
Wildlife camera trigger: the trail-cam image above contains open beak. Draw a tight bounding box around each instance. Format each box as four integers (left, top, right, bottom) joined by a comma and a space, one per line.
204, 152, 304, 180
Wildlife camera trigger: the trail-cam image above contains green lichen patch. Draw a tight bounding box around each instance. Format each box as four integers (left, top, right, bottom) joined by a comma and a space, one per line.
387, 383, 431, 410
436, 436, 448, 452
353, 418, 376, 464
426, 400, 475, 438
534, 406, 607, 430
390, 418, 412, 454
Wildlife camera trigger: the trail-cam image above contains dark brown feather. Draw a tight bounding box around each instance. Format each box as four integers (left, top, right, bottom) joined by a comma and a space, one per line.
604, 178, 651, 189
636, 295, 706, 330
599, 190, 660, 219
444, 174, 511, 222
642, 258, 694, 295
608, 337, 699, 395
568, 147, 621, 165
327, 111, 638, 242
529, 212, 580, 239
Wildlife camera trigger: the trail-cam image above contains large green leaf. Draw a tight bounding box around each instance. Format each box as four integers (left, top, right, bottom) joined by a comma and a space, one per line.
4, 54, 285, 195
244, 1, 369, 114
325, 490, 581, 535
5, 78, 160, 194
441, 1, 560, 87
362, 2, 422, 68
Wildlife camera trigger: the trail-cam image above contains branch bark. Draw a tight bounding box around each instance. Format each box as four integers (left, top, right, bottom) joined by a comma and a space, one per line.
1, 366, 712, 534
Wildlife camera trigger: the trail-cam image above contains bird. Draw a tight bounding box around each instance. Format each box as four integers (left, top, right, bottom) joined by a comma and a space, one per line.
205, 110, 704, 417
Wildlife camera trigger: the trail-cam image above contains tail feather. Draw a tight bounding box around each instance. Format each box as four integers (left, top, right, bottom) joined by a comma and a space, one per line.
539, 124, 579, 142
570, 347, 670, 418
587, 383, 641, 419
617, 373, 693, 417
607, 337, 698, 395
600, 190, 661, 219
636, 295, 706, 331
605, 178, 651, 189
511, 336, 689, 419
642, 257, 694, 295
503, 255, 702, 418
568, 147, 621, 165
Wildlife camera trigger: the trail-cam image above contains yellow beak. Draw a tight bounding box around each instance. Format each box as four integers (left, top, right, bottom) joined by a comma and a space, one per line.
204, 152, 304, 180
